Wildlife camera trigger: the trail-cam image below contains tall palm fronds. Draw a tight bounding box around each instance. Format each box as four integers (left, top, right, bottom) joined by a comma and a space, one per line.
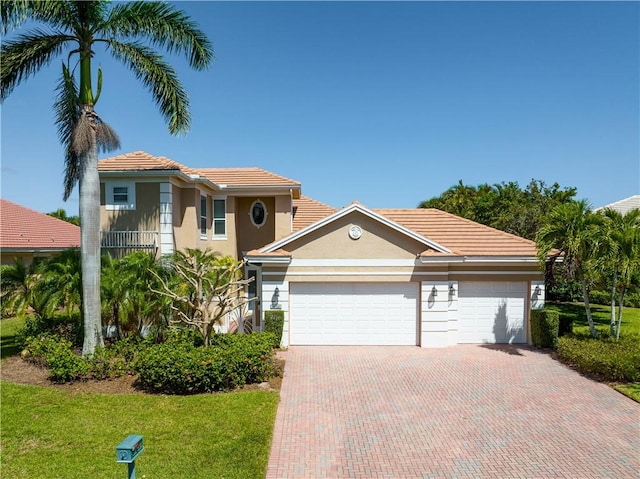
1, 1, 213, 355
536, 200, 603, 337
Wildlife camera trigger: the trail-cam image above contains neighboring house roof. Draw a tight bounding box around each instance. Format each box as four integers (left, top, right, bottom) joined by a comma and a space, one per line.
0, 199, 80, 252
252, 202, 538, 259
594, 195, 640, 215
292, 195, 337, 231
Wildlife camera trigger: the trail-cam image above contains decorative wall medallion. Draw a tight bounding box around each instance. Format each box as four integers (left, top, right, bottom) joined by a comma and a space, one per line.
349, 225, 363, 240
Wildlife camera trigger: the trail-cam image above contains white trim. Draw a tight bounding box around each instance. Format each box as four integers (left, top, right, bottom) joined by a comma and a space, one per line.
105, 180, 136, 210
420, 255, 537, 264
261, 203, 451, 254
290, 258, 421, 267
454, 270, 540, 275
247, 256, 292, 265
263, 271, 447, 276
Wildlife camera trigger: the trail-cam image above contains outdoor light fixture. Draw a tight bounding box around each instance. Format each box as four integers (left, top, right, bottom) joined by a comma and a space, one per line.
534, 285, 542, 295
431, 286, 438, 297
449, 284, 456, 297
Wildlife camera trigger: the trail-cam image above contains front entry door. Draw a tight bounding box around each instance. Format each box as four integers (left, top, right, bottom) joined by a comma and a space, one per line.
246, 265, 262, 332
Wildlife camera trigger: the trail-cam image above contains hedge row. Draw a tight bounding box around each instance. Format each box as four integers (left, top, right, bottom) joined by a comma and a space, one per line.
22, 331, 278, 392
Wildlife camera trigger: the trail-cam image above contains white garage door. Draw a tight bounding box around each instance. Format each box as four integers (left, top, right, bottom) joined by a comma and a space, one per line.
458, 281, 527, 344
289, 282, 418, 345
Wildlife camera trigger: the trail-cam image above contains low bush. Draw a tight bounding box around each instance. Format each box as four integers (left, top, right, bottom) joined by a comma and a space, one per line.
531, 309, 559, 349
22, 334, 88, 382
589, 289, 640, 309
16, 312, 82, 348
556, 334, 640, 382
135, 332, 277, 394
264, 310, 284, 348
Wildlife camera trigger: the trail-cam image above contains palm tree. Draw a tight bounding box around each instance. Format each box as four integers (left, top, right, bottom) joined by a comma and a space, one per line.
536, 200, 603, 338
598, 208, 640, 339
1, 1, 213, 355
0, 258, 35, 318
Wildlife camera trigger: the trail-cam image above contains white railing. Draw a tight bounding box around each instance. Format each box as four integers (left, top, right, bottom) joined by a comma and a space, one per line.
100, 231, 158, 250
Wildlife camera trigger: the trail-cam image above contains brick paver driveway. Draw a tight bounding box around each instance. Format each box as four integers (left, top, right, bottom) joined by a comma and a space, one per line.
266, 345, 639, 478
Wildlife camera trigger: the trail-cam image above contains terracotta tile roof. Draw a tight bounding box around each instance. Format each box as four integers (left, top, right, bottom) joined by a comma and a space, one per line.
245, 248, 291, 257
292, 195, 337, 231
196, 167, 300, 188
1, 199, 80, 250
376, 208, 539, 257
98, 151, 198, 175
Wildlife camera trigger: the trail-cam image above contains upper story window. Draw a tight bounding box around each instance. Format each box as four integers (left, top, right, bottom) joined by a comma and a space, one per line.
250, 199, 267, 228
105, 181, 136, 210
200, 195, 207, 237
213, 197, 226, 239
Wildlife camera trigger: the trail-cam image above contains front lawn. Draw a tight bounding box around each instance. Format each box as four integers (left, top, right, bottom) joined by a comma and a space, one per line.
1, 381, 278, 478
545, 302, 640, 336
1, 316, 23, 359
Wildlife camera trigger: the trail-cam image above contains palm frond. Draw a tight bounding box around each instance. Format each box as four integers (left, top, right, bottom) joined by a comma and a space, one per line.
103, 1, 213, 70
95, 119, 120, 152
1, 30, 74, 101
1, 1, 74, 34
107, 40, 190, 134
54, 63, 81, 200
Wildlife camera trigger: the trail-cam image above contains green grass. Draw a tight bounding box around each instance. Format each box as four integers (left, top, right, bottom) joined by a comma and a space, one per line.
546, 302, 640, 337
1, 382, 278, 478
1, 316, 25, 359
614, 383, 640, 402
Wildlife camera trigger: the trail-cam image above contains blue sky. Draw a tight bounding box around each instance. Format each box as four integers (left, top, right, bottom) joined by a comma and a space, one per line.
1, 1, 638, 215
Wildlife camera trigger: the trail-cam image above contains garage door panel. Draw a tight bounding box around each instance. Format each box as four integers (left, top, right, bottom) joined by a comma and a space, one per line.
458, 281, 526, 344
290, 282, 418, 345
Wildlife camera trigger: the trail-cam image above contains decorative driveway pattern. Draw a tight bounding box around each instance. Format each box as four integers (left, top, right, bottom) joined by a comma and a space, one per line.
266, 345, 639, 479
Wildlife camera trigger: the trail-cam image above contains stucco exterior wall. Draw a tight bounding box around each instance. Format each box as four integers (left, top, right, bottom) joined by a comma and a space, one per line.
236, 197, 277, 255
100, 182, 160, 231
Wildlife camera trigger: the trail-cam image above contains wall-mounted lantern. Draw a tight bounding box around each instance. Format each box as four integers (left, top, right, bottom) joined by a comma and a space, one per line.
270, 287, 281, 309
449, 284, 456, 298
431, 286, 438, 297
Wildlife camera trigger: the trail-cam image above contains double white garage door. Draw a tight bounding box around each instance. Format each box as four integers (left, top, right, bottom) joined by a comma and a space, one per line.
290, 283, 419, 345
288, 281, 527, 346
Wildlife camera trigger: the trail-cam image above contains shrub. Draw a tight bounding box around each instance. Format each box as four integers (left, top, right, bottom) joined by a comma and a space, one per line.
558, 314, 573, 337
16, 312, 82, 348
264, 310, 284, 348
22, 334, 88, 382
557, 334, 640, 382
135, 332, 276, 394
531, 309, 559, 349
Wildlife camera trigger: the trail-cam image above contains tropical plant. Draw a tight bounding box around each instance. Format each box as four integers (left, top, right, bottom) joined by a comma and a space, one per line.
536, 200, 603, 337
1, 1, 213, 355
597, 208, 640, 339
35, 249, 83, 321
47, 208, 80, 226
151, 249, 254, 346
419, 179, 576, 240
0, 258, 35, 318
101, 251, 171, 339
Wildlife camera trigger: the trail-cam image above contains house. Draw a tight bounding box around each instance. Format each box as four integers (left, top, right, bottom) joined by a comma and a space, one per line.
98, 151, 545, 348
594, 195, 640, 215
0, 198, 80, 265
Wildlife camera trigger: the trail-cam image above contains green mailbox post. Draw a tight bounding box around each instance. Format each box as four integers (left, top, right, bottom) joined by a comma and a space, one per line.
116, 434, 144, 479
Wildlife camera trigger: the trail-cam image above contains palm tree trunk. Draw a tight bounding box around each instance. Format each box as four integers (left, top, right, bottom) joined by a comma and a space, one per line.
581, 278, 597, 338
616, 289, 625, 341
80, 138, 104, 356
610, 270, 617, 335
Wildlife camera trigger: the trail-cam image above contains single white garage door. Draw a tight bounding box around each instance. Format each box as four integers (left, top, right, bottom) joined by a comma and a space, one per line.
289, 282, 418, 345
458, 281, 527, 344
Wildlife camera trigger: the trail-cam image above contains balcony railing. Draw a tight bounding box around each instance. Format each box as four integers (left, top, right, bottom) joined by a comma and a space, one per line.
100, 231, 158, 256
